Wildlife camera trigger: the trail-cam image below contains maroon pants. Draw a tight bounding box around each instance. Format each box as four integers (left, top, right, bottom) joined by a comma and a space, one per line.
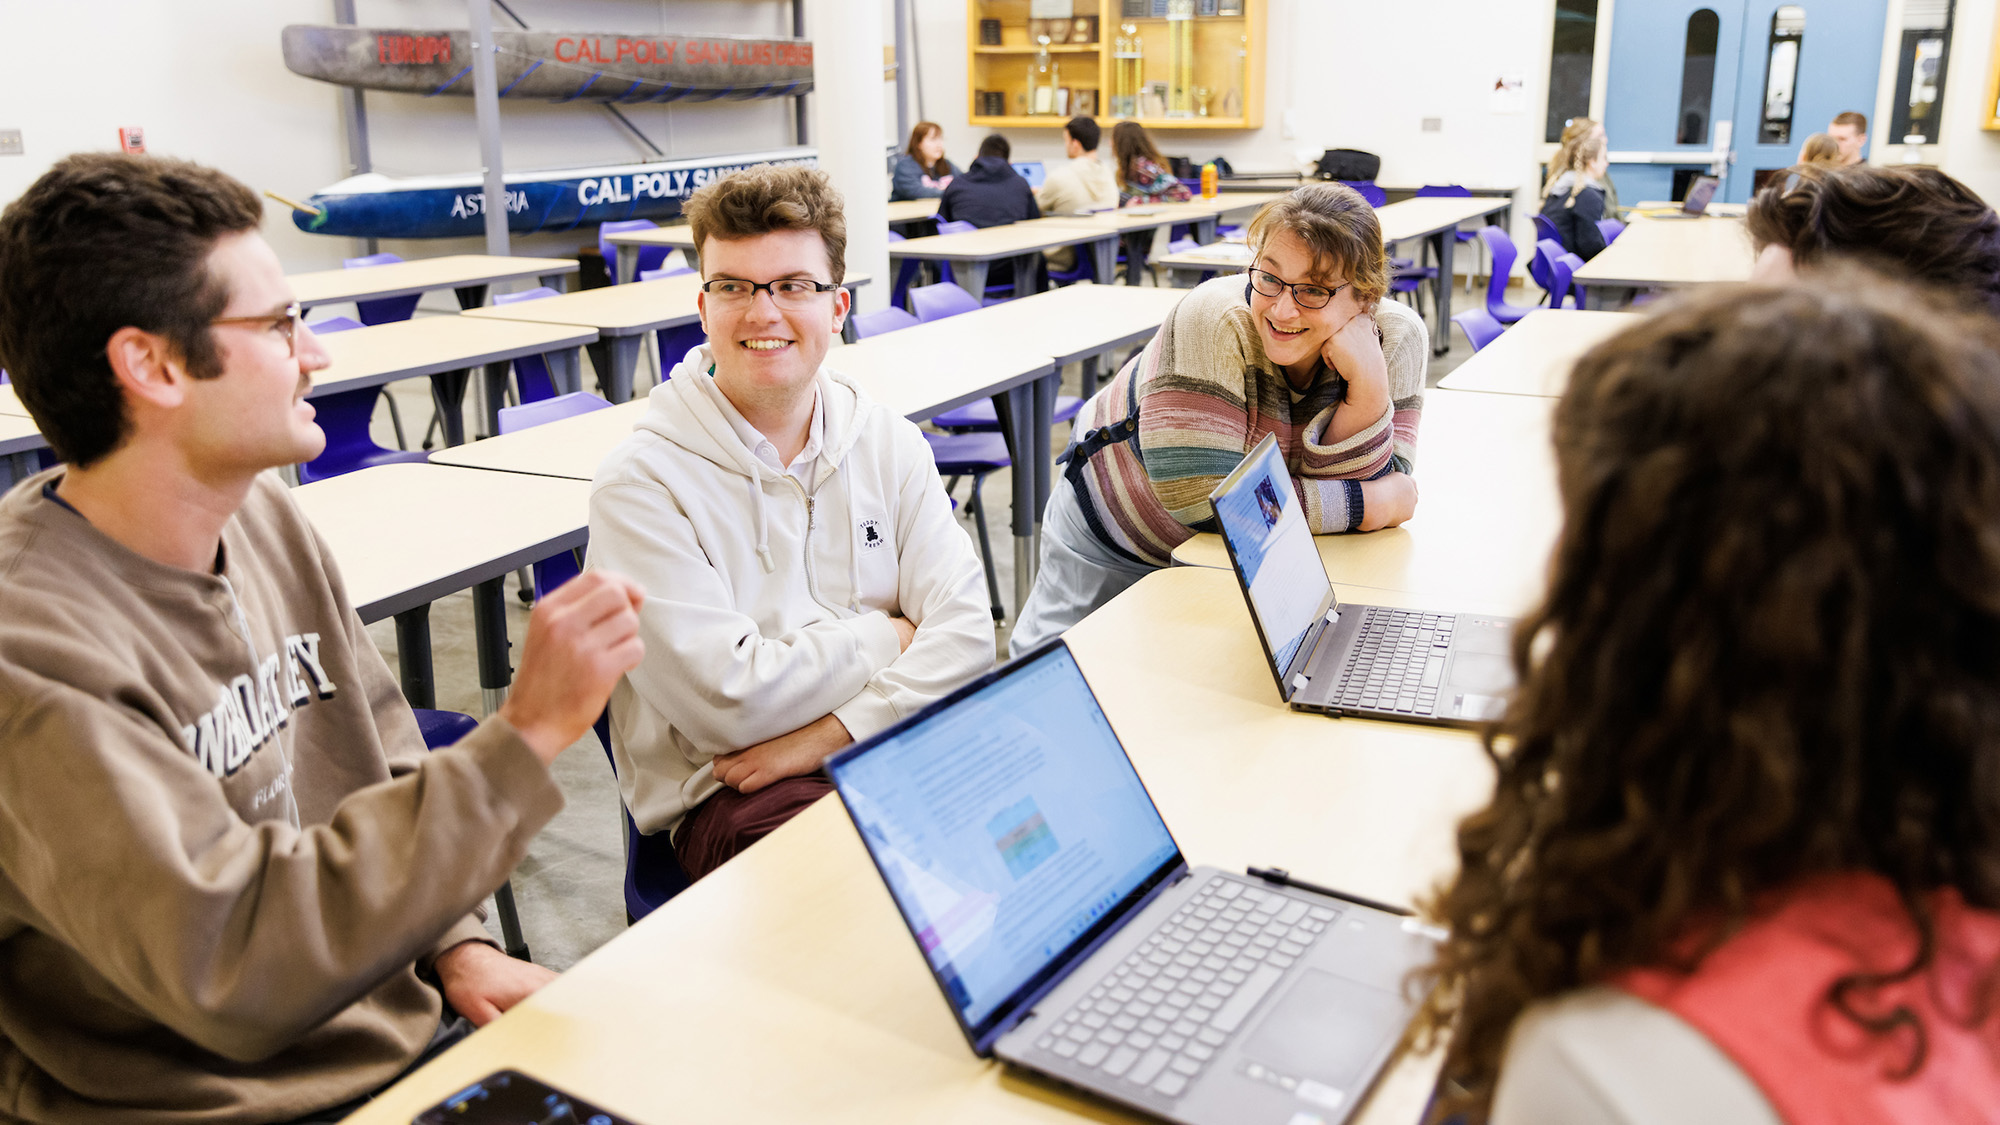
672, 775, 833, 882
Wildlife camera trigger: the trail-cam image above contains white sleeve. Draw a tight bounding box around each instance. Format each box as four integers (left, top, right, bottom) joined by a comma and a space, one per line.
1491, 988, 1782, 1125
589, 479, 903, 758
832, 423, 996, 739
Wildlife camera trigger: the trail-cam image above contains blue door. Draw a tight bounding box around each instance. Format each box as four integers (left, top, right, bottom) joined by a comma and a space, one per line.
1601, 1, 1888, 205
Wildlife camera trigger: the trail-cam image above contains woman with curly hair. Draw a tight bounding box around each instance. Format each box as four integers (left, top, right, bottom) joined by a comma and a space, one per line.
1411, 272, 2000, 1122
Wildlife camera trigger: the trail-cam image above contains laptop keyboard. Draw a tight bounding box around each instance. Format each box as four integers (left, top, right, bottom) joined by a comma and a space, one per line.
1034, 878, 1339, 1101
1333, 607, 1459, 715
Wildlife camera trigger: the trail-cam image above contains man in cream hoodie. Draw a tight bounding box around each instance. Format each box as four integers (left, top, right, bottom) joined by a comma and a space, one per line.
590, 165, 993, 881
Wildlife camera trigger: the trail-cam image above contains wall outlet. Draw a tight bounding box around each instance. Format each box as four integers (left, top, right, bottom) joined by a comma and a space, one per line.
0, 130, 21, 156
1421, 117, 1442, 133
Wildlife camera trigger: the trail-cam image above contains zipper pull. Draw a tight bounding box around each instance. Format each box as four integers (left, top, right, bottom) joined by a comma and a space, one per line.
806, 495, 815, 531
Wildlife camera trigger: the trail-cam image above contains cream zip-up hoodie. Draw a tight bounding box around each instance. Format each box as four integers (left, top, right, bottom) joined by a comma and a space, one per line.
588, 347, 994, 835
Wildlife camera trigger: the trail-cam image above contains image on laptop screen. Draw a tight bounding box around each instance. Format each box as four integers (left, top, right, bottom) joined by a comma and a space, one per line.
829, 646, 1179, 1035
1212, 437, 1336, 677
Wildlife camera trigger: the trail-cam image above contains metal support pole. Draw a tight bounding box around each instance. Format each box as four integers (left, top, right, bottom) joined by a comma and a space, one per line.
467, 0, 510, 258
893, 0, 911, 142
331, 0, 378, 257
792, 0, 810, 145
472, 576, 514, 717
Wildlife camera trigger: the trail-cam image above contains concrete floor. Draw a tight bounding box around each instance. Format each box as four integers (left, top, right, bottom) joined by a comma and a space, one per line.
362, 275, 1495, 970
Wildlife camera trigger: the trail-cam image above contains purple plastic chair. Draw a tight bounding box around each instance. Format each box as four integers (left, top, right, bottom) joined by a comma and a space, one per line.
295, 316, 430, 484
1530, 238, 1566, 302
924, 431, 1008, 621
491, 287, 566, 403
851, 306, 921, 339
1337, 180, 1387, 207
632, 267, 704, 373
909, 281, 982, 323
599, 219, 672, 283
413, 708, 531, 956
1451, 308, 1505, 352
639, 266, 694, 281
593, 709, 690, 921
1532, 213, 1564, 250
343, 253, 421, 326
1476, 227, 1541, 325
499, 392, 612, 599
1597, 217, 1626, 244
1551, 252, 1589, 310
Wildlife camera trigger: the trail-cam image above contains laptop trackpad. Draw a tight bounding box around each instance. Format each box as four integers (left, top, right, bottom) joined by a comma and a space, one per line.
1240, 970, 1406, 1092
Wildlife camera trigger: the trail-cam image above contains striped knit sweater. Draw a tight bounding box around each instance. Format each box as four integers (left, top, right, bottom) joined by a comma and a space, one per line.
1073, 275, 1428, 566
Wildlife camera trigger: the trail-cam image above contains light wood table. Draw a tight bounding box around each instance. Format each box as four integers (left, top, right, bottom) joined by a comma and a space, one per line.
291, 462, 590, 716
1375, 196, 1515, 355
461, 273, 873, 404
1035, 193, 1292, 284
312, 316, 597, 445
1436, 309, 1640, 399
339, 565, 1495, 1125
424, 400, 647, 482
605, 202, 943, 281
1171, 389, 1560, 613
0, 385, 31, 417
1574, 215, 1753, 307
0, 413, 47, 490
1155, 240, 1255, 286
888, 198, 942, 226
290, 255, 579, 312
1631, 199, 1748, 218
888, 220, 1127, 301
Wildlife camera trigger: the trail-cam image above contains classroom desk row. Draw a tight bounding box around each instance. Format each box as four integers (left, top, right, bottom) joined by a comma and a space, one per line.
335, 385, 1561, 1125
1572, 213, 1754, 305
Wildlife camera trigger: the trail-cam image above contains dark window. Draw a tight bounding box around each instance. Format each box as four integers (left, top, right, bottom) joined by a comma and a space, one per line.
1889, 1, 1953, 145
1677, 10, 1721, 144
1545, 0, 1600, 144
1757, 6, 1807, 145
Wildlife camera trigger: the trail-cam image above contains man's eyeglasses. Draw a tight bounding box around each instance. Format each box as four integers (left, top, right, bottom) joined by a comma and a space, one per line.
1248, 268, 1347, 310
211, 302, 305, 357
701, 277, 841, 307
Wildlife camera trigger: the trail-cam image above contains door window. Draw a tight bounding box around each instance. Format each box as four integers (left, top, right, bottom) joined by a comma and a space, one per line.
1757, 6, 1807, 144
1677, 9, 1722, 144
1545, 0, 1601, 143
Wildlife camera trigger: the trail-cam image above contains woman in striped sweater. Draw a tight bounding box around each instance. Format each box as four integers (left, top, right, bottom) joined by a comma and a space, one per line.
1009, 182, 1426, 655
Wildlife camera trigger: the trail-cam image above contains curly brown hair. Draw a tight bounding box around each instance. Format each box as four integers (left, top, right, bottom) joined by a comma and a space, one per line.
0, 152, 262, 467
683, 163, 846, 284
1245, 182, 1389, 309
1746, 162, 2000, 315
1410, 271, 2000, 1119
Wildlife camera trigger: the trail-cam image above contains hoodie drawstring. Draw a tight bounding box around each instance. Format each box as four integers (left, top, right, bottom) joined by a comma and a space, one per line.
751, 473, 774, 574
844, 479, 861, 612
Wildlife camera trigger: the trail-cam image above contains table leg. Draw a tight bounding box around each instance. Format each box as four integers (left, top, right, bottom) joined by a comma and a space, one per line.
471, 575, 513, 717
1080, 354, 1101, 400
480, 362, 513, 438
430, 369, 471, 446
1014, 253, 1043, 297
1089, 236, 1117, 287
616, 245, 637, 286
1433, 231, 1455, 356
1123, 233, 1148, 286
959, 260, 990, 301
601, 337, 643, 403
539, 271, 569, 294
1194, 217, 1218, 243
393, 605, 436, 709
1031, 373, 1056, 579
992, 384, 1038, 615
453, 285, 488, 310
547, 347, 583, 395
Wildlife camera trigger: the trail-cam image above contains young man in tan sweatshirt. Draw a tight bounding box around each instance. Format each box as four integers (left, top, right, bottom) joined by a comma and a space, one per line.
0, 153, 647, 1123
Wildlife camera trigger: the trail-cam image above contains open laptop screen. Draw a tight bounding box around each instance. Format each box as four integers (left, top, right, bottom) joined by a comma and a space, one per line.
1211, 435, 1338, 685
827, 643, 1180, 1043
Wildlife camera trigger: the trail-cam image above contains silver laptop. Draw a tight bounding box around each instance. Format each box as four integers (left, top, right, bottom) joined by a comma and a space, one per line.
825, 641, 1436, 1125
1650, 174, 1720, 219
1209, 435, 1516, 727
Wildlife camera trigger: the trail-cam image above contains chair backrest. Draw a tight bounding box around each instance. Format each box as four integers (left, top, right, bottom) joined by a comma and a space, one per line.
593, 709, 691, 920
1548, 254, 1574, 309
1532, 213, 1564, 248
1011, 161, 1045, 188
341, 253, 420, 325
1451, 308, 1505, 352
850, 306, 921, 339
1166, 237, 1199, 255
1478, 226, 1519, 306
1555, 252, 1587, 309
306, 315, 364, 334
492, 286, 561, 306
1417, 184, 1471, 198
1530, 238, 1563, 293
908, 281, 981, 323
638, 266, 695, 281
598, 219, 668, 282
498, 391, 613, 435
1596, 217, 1626, 244
1336, 180, 1387, 208
936, 219, 977, 235
887, 230, 907, 243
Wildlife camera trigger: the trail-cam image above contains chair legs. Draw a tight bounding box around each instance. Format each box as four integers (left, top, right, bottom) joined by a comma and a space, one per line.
965, 476, 1005, 622
383, 394, 409, 450
493, 879, 530, 960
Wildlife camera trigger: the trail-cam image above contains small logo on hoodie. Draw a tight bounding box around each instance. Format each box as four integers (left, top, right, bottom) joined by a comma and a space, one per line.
858, 517, 887, 550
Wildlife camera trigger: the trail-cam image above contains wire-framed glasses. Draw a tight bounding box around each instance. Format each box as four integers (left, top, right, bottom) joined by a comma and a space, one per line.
701, 277, 841, 307
210, 302, 305, 357
1248, 268, 1347, 310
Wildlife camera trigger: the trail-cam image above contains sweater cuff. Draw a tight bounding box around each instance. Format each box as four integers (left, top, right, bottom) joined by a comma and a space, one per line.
1341, 479, 1366, 532
421, 915, 500, 974
832, 683, 900, 744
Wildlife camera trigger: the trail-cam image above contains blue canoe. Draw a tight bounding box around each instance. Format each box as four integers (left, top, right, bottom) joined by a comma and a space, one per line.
289, 147, 817, 239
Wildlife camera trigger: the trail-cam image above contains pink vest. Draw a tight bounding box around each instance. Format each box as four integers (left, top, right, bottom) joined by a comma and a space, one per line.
1615, 873, 2000, 1124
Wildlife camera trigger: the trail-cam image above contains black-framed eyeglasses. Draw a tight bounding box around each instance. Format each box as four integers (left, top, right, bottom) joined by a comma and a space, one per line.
701, 277, 841, 307
210, 302, 305, 357
1248, 268, 1346, 310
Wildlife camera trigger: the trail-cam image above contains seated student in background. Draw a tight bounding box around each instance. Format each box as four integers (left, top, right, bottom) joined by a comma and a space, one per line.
1009, 182, 1425, 655
1558, 116, 1618, 214
1036, 115, 1119, 275
590, 165, 992, 883
1112, 120, 1193, 206
1748, 162, 2000, 313
0, 152, 646, 1123
890, 121, 957, 201
1538, 131, 1609, 260
1411, 272, 2000, 1123
937, 134, 1040, 228
1829, 110, 1869, 165
1797, 131, 1842, 165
